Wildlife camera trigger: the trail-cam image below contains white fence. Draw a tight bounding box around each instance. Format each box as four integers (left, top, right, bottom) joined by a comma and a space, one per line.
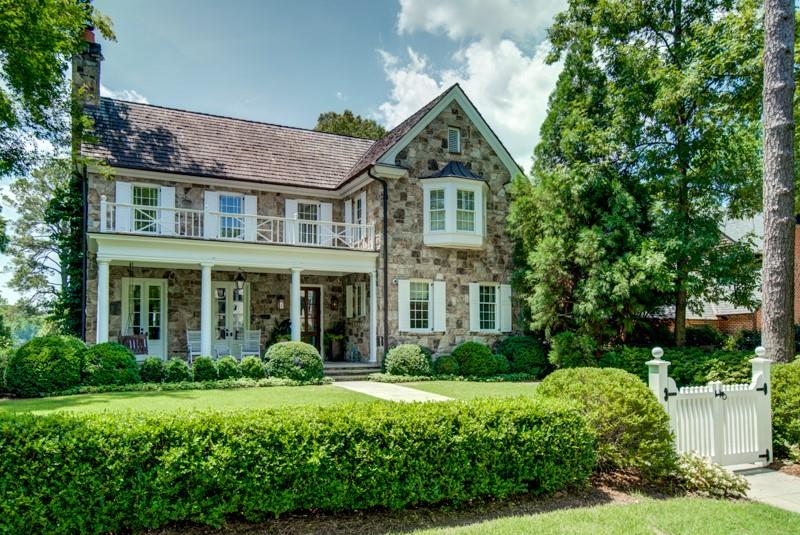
647, 346, 772, 466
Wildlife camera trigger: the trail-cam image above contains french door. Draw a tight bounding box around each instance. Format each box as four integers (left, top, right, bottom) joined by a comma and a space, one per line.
300, 287, 321, 351
212, 281, 250, 356
121, 278, 168, 358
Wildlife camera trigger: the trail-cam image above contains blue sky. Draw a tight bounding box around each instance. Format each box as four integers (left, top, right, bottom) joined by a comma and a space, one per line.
0, 0, 565, 302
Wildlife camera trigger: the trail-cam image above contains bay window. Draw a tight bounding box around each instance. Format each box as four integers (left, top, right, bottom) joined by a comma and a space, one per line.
421, 177, 486, 248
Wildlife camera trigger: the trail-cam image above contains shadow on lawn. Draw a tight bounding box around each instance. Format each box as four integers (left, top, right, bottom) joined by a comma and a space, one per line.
0, 389, 205, 414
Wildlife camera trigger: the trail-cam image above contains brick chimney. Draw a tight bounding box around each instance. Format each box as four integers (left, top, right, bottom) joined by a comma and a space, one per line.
72, 26, 103, 106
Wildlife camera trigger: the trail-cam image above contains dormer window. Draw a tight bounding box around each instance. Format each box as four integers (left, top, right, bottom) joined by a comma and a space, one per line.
447, 127, 461, 153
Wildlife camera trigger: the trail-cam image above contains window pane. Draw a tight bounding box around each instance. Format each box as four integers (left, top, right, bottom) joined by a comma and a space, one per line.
479, 285, 497, 330
429, 189, 446, 231
457, 190, 475, 232
409, 281, 430, 330
132, 186, 160, 233
298, 203, 319, 244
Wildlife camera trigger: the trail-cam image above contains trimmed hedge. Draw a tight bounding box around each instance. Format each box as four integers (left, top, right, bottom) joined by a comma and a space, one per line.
139, 357, 165, 383
48, 376, 332, 396
264, 341, 323, 381
433, 354, 459, 375
217, 356, 241, 380
5, 336, 86, 397
240, 356, 266, 379
773, 359, 800, 458
82, 343, 140, 386
452, 342, 496, 377
192, 356, 218, 382
496, 336, 549, 378
536, 367, 676, 480
164, 358, 192, 382
0, 398, 595, 532
384, 344, 432, 376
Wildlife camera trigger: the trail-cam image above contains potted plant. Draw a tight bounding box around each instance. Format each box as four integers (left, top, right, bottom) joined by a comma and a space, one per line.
325, 322, 346, 361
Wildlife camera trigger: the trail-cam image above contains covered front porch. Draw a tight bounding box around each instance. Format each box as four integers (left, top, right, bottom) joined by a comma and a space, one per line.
89, 233, 379, 362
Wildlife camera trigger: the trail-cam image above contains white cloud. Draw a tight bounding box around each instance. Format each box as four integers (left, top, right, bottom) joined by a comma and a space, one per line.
100, 84, 149, 104
397, 0, 566, 41
336, 91, 346, 101
377, 40, 561, 169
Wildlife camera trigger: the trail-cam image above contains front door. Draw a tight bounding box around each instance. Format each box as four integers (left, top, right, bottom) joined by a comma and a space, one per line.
122, 278, 168, 359
300, 287, 321, 351
212, 281, 250, 357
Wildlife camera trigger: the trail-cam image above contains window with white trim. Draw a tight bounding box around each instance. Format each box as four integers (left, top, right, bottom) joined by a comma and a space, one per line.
429, 189, 446, 231
218, 194, 244, 239
479, 284, 498, 330
409, 281, 430, 330
354, 282, 366, 317
448, 127, 461, 153
132, 185, 160, 233
456, 189, 475, 231
297, 202, 319, 244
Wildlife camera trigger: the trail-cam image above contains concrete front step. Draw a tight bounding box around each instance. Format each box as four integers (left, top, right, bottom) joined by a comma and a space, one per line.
324, 363, 381, 381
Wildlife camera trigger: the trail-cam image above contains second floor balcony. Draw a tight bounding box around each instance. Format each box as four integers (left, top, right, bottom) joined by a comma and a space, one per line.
99, 196, 376, 251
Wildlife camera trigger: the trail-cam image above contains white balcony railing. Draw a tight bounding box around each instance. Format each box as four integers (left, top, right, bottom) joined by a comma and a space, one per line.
99, 197, 376, 251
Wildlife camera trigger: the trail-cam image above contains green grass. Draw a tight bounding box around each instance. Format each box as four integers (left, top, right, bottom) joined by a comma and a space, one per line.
405, 380, 538, 400
406, 497, 800, 535
0, 385, 375, 415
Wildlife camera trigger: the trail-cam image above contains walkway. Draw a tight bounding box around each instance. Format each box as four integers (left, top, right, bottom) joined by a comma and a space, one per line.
334, 381, 452, 402
737, 467, 800, 513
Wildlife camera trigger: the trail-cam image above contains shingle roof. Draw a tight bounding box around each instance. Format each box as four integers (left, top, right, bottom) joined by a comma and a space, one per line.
82, 98, 376, 190
423, 160, 485, 181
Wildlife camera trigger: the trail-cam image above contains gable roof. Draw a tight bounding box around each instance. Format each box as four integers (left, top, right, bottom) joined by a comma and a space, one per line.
82, 98, 375, 190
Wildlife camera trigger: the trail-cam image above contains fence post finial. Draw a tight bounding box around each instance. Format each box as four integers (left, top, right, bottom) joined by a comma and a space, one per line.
646, 346, 670, 408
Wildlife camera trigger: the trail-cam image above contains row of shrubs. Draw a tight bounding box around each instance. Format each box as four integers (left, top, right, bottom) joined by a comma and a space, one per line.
383, 337, 549, 379
0, 336, 324, 397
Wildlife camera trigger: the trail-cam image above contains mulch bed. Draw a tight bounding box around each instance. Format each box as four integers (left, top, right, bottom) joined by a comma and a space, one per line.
769, 461, 800, 478
149, 479, 639, 535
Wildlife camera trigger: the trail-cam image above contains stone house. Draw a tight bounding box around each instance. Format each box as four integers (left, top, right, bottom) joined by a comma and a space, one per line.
76, 32, 522, 364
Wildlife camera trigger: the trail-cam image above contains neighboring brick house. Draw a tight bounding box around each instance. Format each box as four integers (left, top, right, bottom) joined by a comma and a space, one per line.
75, 34, 522, 363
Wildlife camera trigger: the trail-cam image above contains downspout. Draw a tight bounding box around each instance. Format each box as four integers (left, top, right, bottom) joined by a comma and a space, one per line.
367, 167, 390, 356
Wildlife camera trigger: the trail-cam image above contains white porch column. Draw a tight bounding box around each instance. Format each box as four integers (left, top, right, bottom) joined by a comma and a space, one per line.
290, 268, 302, 341
200, 262, 213, 356
96, 259, 110, 343
369, 270, 377, 362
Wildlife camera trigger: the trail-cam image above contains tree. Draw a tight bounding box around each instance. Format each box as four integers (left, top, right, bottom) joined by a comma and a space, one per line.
314, 110, 387, 140
529, 0, 763, 346
762, 0, 796, 362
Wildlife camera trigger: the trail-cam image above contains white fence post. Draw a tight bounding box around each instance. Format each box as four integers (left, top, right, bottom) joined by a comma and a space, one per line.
751, 346, 773, 463
646, 346, 671, 410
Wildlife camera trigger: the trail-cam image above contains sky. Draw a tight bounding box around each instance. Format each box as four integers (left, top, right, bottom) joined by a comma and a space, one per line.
0, 0, 565, 302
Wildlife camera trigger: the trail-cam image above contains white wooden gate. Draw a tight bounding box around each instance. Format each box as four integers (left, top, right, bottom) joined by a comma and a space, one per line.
647, 347, 773, 466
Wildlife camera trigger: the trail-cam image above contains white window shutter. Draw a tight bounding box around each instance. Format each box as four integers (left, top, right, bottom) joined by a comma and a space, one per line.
500, 284, 512, 332
398, 279, 410, 332
320, 202, 333, 246
358, 282, 367, 318
244, 195, 257, 242
285, 199, 297, 244
159, 186, 175, 236
469, 283, 480, 332
344, 198, 353, 244
203, 191, 219, 239
345, 285, 354, 318
432, 280, 446, 332
358, 191, 367, 224
115, 181, 132, 232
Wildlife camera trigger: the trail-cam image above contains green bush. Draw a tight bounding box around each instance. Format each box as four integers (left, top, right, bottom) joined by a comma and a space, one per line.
164, 358, 192, 382
734, 329, 761, 351
496, 336, 549, 378
5, 335, 86, 397
685, 325, 725, 348
216, 356, 241, 380
240, 356, 266, 379
193, 356, 218, 382
493, 354, 511, 374
773, 359, 800, 458
0, 351, 8, 394
452, 341, 496, 377
0, 398, 594, 533
384, 344, 432, 376
82, 343, 140, 386
264, 341, 323, 381
676, 452, 749, 498
433, 354, 459, 375
139, 357, 165, 383
548, 332, 597, 368
536, 367, 676, 480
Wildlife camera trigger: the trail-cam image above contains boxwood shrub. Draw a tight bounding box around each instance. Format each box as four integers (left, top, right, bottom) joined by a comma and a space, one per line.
5, 335, 86, 397
139, 357, 165, 383
264, 341, 323, 381
240, 356, 266, 379
548, 332, 597, 368
164, 358, 192, 382
216, 356, 241, 380
496, 336, 549, 378
82, 343, 141, 386
0, 398, 595, 533
452, 341, 496, 377
536, 367, 676, 480
193, 356, 218, 382
384, 344, 432, 376
433, 354, 459, 375
773, 359, 800, 458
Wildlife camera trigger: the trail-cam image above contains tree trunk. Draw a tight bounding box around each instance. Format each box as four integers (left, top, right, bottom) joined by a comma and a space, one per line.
675, 284, 687, 347
762, 0, 796, 362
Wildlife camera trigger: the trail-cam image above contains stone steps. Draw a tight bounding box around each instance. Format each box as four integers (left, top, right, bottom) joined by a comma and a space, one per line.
324, 363, 381, 382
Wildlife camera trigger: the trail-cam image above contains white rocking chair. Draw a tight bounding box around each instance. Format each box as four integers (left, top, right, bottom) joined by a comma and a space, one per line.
239, 329, 262, 360
186, 330, 202, 364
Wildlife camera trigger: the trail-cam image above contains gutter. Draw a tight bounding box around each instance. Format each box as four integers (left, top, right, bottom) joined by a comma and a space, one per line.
367, 166, 390, 357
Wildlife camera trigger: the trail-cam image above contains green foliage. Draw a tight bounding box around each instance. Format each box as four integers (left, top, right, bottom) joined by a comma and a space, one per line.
548, 332, 598, 368
0, 398, 594, 532
139, 357, 165, 383
536, 367, 676, 480
216, 356, 241, 380
493, 354, 511, 374
384, 344, 433, 376
82, 342, 140, 386
433, 354, 459, 375
452, 341, 497, 377
734, 329, 762, 351
5, 335, 85, 397
164, 358, 191, 383
240, 356, 266, 379
685, 326, 726, 348
264, 341, 323, 381
192, 356, 218, 382
369, 372, 533, 383
676, 452, 749, 499
772, 360, 800, 458
314, 110, 386, 140
496, 336, 549, 378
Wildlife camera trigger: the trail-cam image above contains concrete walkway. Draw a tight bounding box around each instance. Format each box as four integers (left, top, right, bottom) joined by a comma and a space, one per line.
737, 467, 800, 513
334, 381, 452, 402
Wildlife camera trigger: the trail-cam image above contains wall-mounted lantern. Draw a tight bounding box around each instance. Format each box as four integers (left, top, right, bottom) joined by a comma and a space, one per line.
234, 271, 246, 291
277, 295, 285, 310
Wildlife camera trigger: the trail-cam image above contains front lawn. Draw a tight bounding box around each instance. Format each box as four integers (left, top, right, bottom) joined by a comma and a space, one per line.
0, 384, 375, 415
408, 497, 800, 534
404, 380, 538, 400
